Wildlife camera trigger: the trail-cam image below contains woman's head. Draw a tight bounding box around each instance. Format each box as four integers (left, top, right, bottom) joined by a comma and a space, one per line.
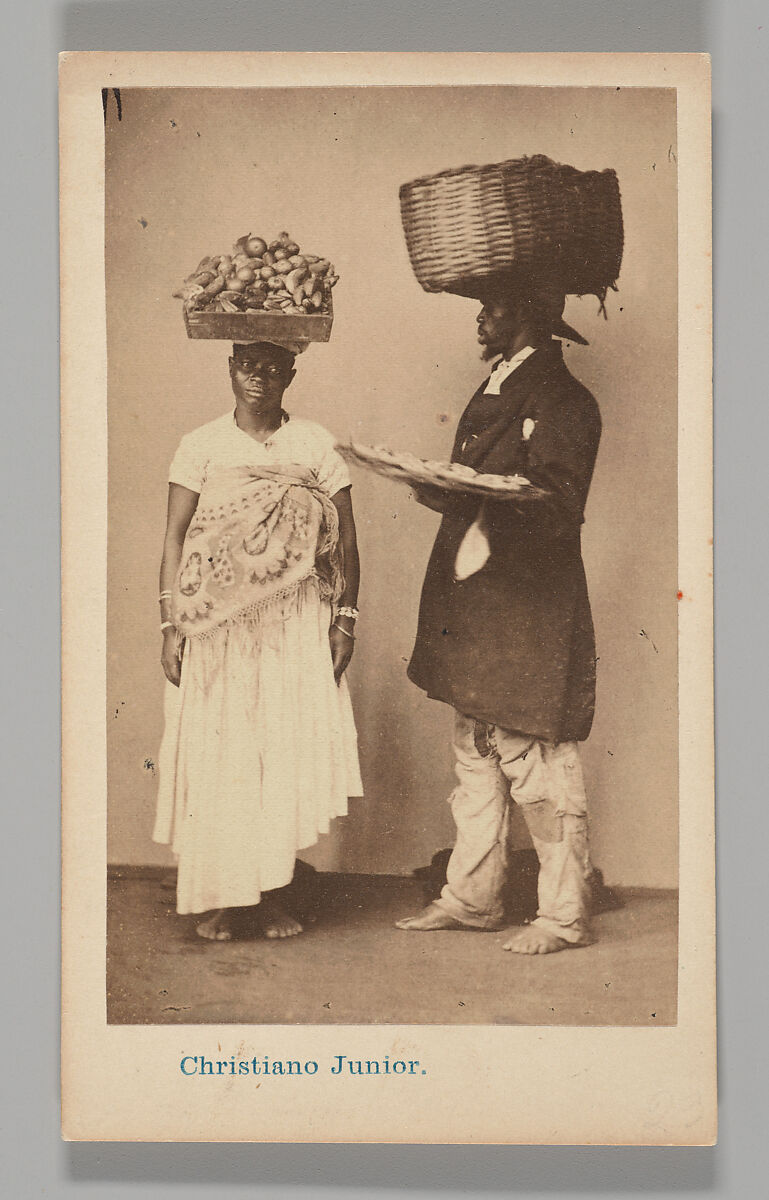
229, 342, 297, 415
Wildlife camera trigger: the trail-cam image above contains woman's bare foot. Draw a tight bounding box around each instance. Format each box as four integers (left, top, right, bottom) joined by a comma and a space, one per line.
503, 926, 584, 954
196, 909, 234, 941
395, 903, 502, 932
256, 895, 303, 939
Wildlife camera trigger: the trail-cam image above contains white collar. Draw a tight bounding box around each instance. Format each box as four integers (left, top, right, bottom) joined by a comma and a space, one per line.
482, 345, 537, 395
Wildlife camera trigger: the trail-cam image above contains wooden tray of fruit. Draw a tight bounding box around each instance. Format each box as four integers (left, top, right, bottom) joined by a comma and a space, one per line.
183, 301, 333, 343
337, 441, 548, 501
175, 230, 338, 343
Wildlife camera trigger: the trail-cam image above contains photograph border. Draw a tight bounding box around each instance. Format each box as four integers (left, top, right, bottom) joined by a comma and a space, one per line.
61, 50, 713, 1145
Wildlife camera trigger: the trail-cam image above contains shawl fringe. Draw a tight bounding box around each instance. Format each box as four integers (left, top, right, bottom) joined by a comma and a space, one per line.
179, 571, 324, 693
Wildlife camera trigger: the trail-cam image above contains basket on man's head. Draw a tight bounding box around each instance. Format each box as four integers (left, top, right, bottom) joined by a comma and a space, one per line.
399, 153, 624, 311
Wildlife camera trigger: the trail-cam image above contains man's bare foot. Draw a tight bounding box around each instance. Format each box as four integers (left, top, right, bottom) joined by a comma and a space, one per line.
196, 909, 234, 941
503, 926, 584, 954
395, 903, 502, 932
256, 895, 303, 939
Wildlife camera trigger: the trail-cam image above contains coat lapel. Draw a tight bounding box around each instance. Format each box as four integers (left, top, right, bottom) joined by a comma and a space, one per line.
453, 344, 563, 470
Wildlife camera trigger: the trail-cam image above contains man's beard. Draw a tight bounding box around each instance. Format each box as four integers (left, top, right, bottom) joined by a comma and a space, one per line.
480, 344, 498, 362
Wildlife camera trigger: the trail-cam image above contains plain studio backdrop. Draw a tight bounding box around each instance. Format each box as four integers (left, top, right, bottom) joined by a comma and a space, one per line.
106, 85, 677, 887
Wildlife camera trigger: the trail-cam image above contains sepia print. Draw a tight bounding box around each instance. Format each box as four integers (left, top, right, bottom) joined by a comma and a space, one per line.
61, 52, 714, 1143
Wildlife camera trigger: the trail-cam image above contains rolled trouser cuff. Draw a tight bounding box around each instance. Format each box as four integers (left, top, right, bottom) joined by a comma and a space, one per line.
433, 887, 506, 929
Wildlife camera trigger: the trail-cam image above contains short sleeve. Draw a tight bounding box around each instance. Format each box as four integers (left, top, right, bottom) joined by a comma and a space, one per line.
313, 427, 351, 497
168, 431, 207, 493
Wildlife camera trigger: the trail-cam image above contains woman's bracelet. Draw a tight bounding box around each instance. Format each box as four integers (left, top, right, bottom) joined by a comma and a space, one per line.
160, 621, 175, 632
332, 622, 355, 640
336, 606, 359, 621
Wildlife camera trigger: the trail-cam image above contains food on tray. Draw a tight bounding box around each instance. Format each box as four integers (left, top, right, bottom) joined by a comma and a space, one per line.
336, 441, 548, 501
173, 231, 339, 317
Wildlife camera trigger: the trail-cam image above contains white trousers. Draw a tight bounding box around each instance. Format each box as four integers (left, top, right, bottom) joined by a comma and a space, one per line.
434, 711, 593, 943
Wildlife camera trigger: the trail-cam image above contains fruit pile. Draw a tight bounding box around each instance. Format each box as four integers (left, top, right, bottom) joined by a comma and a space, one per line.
173, 232, 339, 316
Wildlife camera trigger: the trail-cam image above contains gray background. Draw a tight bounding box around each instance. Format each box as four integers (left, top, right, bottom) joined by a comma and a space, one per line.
3, 0, 765, 1192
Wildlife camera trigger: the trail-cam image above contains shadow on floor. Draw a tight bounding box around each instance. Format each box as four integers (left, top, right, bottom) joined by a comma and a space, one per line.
107, 870, 677, 1026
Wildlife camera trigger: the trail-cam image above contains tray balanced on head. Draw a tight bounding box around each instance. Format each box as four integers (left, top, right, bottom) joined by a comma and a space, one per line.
175, 230, 338, 347
183, 299, 333, 347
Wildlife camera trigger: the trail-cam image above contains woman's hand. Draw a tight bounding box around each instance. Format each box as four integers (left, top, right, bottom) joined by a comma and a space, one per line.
329, 622, 354, 684
329, 487, 359, 685
161, 627, 183, 687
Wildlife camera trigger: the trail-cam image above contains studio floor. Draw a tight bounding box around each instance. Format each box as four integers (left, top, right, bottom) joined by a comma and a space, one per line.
107, 869, 678, 1027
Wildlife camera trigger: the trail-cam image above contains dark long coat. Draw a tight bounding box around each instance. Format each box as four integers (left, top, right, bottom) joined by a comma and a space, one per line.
407, 341, 601, 743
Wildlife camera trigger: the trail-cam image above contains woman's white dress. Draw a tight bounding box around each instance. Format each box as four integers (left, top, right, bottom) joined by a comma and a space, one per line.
153, 411, 363, 914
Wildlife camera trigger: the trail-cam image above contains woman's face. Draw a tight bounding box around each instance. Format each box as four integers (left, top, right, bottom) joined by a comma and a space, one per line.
229, 344, 296, 416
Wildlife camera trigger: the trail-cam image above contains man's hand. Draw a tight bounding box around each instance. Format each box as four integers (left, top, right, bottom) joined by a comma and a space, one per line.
161, 628, 182, 687
412, 484, 446, 512
329, 623, 354, 683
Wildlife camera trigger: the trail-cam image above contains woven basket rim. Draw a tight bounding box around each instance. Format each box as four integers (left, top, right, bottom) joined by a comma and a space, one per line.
399, 154, 620, 196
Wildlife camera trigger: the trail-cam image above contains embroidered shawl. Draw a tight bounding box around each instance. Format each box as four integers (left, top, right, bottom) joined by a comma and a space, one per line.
172, 463, 343, 644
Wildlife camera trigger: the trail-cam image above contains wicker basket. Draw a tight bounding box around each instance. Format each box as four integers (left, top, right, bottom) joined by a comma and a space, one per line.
399, 154, 623, 300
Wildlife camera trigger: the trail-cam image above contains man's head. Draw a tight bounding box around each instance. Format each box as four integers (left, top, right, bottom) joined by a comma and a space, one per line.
473, 270, 587, 360
475, 295, 530, 361
229, 342, 296, 415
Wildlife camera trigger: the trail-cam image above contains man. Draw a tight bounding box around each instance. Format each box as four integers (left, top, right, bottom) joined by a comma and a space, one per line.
396, 270, 602, 954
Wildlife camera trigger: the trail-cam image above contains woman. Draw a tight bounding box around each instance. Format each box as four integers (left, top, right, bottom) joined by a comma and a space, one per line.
153, 340, 363, 941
